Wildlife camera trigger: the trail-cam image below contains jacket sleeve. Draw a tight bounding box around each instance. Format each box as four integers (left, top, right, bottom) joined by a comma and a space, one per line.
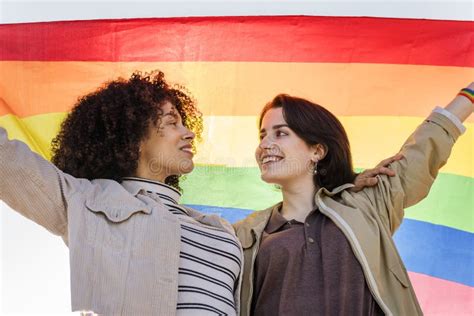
362, 111, 463, 234
0, 127, 86, 237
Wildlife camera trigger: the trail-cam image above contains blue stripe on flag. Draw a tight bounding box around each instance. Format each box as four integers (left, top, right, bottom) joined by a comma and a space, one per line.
186, 204, 474, 287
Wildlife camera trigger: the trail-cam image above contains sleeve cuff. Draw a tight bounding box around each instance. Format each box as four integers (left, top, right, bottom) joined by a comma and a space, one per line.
433, 107, 466, 135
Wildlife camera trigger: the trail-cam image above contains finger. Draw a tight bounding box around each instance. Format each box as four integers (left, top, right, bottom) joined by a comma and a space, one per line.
393, 153, 405, 161
359, 167, 382, 178
352, 177, 379, 192
364, 177, 379, 186
375, 153, 404, 168
361, 165, 397, 178
376, 166, 396, 177
351, 179, 378, 192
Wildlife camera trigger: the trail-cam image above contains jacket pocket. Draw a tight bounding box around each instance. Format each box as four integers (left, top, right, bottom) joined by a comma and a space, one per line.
389, 262, 410, 288
84, 199, 151, 250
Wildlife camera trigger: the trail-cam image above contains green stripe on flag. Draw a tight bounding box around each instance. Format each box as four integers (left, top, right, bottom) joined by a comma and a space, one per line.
181, 165, 474, 233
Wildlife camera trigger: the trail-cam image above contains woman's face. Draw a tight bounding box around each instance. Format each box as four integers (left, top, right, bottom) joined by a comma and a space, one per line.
136, 101, 195, 182
256, 107, 318, 186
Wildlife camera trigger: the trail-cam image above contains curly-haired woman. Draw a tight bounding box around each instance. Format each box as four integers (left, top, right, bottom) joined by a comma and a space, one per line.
0, 71, 243, 315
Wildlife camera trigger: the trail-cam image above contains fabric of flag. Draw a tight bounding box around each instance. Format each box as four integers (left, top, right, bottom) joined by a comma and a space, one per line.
0, 16, 472, 315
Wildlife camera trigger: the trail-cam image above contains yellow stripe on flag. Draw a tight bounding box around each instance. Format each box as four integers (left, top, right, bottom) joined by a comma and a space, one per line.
1, 113, 472, 178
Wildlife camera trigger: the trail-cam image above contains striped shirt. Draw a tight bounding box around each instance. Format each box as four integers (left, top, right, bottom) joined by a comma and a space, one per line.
122, 177, 241, 315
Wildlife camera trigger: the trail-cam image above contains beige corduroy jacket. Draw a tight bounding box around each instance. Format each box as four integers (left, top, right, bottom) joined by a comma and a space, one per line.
0, 127, 243, 316
234, 111, 464, 316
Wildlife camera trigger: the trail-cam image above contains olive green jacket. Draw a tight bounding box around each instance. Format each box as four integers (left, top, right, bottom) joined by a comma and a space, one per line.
234, 111, 463, 316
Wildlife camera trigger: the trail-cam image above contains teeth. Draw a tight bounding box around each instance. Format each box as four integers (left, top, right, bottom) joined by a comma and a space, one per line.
262, 156, 282, 164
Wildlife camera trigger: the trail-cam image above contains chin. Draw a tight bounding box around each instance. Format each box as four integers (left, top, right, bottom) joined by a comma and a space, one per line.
260, 171, 286, 185
178, 160, 194, 174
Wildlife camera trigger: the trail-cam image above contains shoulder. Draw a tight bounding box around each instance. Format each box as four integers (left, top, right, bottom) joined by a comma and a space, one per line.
233, 205, 275, 232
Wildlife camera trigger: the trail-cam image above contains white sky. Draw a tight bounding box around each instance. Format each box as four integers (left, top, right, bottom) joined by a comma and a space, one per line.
0, 1, 472, 315
0, 0, 472, 23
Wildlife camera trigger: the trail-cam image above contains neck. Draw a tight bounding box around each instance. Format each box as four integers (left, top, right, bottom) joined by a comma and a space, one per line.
134, 165, 167, 183
280, 177, 318, 222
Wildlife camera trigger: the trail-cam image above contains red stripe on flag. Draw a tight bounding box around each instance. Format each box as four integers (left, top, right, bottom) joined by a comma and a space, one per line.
1, 16, 473, 66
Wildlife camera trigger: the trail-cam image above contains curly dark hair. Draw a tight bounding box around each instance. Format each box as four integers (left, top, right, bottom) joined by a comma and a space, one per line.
51, 70, 202, 191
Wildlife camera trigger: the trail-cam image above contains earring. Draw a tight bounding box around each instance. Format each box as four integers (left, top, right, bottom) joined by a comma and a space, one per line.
313, 160, 318, 175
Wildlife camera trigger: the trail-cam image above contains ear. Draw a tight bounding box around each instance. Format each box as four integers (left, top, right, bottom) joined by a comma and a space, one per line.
311, 143, 327, 162
138, 140, 144, 157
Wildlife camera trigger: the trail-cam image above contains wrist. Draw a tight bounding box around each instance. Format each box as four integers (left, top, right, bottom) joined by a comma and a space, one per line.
457, 88, 474, 106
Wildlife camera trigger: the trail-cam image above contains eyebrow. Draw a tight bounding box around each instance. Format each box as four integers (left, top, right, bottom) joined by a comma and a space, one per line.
259, 124, 289, 134
163, 110, 179, 119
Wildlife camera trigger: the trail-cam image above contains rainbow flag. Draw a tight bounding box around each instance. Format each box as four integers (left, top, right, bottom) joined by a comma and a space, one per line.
1, 16, 473, 315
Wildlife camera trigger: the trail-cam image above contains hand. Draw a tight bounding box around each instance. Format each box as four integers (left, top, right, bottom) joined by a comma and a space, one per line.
350, 153, 404, 192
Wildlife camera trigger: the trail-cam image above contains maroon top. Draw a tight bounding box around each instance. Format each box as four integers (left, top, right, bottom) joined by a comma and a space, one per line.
251, 206, 384, 316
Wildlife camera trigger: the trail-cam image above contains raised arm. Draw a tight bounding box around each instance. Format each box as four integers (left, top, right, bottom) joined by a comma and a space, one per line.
363, 85, 473, 232
0, 127, 87, 238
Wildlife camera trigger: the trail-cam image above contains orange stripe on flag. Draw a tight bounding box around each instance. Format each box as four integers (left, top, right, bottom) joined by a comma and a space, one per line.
1, 61, 473, 121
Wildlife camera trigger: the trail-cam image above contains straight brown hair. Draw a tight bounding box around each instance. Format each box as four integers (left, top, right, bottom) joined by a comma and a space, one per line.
259, 94, 357, 191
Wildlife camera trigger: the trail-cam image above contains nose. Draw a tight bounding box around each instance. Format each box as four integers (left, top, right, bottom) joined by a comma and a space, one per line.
257, 135, 282, 158
258, 135, 274, 150
182, 126, 195, 141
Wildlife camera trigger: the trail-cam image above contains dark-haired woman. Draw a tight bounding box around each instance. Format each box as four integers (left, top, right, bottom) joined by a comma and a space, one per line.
235, 84, 473, 316
0, 71, 243, 315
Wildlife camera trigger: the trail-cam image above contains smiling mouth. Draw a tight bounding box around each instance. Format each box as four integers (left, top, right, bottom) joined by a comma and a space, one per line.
180, 146, 193, 155
261, 155, 284, 165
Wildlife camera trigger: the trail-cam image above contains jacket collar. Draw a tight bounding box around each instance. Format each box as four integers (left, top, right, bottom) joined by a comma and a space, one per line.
120, 178, 235, 234
85, 179, 151, 222
234, 203, 277, 248
85, 177, 183, 222
121, 177, 181, 203
235, 183, 355, 248
318, 183, 354, 197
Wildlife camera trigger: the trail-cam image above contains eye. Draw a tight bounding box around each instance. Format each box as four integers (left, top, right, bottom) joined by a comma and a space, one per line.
275, 130, 288, 137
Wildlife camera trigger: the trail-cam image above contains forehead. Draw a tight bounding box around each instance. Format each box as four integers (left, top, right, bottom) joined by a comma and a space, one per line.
161, 101, 176, 113
261, 107, 286, 127
160, 101, 182, 118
